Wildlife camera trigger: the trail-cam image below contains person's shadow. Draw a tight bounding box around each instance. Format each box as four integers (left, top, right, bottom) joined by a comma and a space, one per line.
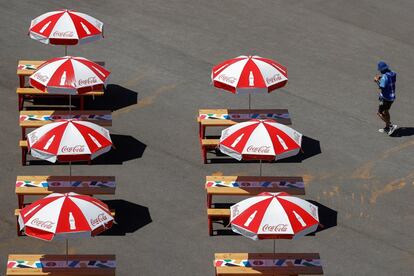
390, 127, 414, 137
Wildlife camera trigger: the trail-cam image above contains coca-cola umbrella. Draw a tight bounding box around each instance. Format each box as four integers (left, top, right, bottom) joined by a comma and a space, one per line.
27, 119, 112, 163
211, 55, 288, 108
29, 56, 110, 95
230, 192, 319, 252
219, 119, 302, 174
18, 192, 113, 261
29, 9, 104, 55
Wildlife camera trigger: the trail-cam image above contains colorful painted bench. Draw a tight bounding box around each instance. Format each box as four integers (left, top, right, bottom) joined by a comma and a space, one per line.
14, 209, 116, 237
16, 176, 116, 209
17, 87, 104, 110
206, 176, 305, 236
19, 110, 112, 138
214, 253, 323, 275
7, 254, 116, 275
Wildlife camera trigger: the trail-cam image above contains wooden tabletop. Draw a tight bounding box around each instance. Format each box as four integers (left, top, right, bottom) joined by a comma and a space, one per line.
198, 108, 292, 126
19, 110, 112, 128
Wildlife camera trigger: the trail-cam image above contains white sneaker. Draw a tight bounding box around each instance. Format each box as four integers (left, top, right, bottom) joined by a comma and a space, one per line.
378, 127, 388, 133
388, 124, 397, 136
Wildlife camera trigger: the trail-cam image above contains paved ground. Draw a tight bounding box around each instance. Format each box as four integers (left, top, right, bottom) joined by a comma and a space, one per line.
1, 0, 414, 275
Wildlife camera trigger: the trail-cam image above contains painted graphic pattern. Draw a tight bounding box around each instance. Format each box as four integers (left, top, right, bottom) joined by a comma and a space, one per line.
17, 64, 37, 71
214, 258, 321, 267
16, 180, 116, 188
8, 259, 116, 269
206, 180, 304, 189
20, 114, 112, 122
199, 112, 290, 121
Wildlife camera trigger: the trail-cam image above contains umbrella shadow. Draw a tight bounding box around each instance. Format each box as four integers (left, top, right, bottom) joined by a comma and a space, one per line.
27, 134, 146, 166
306, 200, 338, 236
100, 199, 152, 236
208, 136, 321, 164
92, 134, 146, 165
85, 84, 138, 111
390, 127, 414, 137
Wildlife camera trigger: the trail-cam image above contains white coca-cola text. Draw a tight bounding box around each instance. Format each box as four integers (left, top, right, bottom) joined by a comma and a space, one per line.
262, 224, 288, 232
53, 31, 74, 38
78, 77, 98, 86
33, 73, 49, 83
61, 145, 85, 153
218, 74, 237, 84
266, 74, 282, 85
90, 213, 108, 226
31, 218, 55, 229
246, 145, 270, 153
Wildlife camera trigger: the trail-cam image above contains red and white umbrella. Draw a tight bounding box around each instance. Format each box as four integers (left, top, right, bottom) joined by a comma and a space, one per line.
219, 119, 302, 161
211, 55, 288, 94
27, 119, 112, 163
29, 9, 103, 46
18, 192, 113, 241
29, 56, 110, 94
230, 192, 319, 240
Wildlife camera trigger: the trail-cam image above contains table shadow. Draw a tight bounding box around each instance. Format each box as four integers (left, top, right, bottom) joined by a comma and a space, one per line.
85, 84, 138, 111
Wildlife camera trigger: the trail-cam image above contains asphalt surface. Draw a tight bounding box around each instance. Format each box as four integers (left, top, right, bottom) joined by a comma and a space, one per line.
1, 1, 414, 275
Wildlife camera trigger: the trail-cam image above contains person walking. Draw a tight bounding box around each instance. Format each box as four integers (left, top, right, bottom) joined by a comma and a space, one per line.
374, 61, 397, 135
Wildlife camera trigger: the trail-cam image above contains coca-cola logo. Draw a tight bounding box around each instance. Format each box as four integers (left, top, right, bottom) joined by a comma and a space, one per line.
53, 31, 74, 38
231, 205, 240, 217
266, 74, 282, 85
246, 145, 270, 153
90, 213, 108, 226
218, 74, 237, 84
262, 224, 288, 232
31, 218, 55, 229
78, 77, 98, 86
28, 133, 39, 143
61, 145, 85, 153
33, 72, 49, 83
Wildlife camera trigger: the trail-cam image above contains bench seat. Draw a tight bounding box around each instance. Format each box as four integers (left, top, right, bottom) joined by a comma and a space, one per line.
16, 176, 116, 208
7, 254, 115, 276
214, 253, 323, 275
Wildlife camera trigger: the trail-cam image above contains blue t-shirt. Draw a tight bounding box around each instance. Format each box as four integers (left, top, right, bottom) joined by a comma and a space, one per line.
379, 71, 396, 101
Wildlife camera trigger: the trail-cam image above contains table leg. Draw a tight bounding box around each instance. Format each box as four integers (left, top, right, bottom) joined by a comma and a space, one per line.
18, 95, 23, 111
80, 97, 85, 110
208, 217, 213, 236
207, 194, 212, 208
22, 148, 27, 166
21, 128, 26, 140
202, 146, 207, 164
17, 195, 24, 209
19, 76, 25, 88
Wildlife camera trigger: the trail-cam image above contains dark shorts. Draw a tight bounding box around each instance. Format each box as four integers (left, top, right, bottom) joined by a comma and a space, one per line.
378, 99, 393, 113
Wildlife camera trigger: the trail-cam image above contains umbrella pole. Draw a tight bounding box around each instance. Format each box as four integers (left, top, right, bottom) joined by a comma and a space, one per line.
248, 94, 251, 110
65, 45, 67, 56
259, 160, 262, 176
273, 240, 275, 254
66, 238, 69, 265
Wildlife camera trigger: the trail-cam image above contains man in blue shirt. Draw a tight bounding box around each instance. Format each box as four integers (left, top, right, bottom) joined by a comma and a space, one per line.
374, 61, 397, 135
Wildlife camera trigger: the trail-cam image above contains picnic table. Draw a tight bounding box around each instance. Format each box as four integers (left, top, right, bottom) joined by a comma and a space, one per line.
17, 60, 105, 110
214, 253, 323, 275
198, 109, 291, 163
7, 254, 116, 276
206, 176, 305, 236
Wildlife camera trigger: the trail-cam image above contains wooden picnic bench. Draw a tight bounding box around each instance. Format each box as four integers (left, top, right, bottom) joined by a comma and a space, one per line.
214, 253, 323, 275
17, 87, 104, 110
206, 176, 305, 236
198, 109, 291, 163
19, 110, 112, 138
7, 254, 116, 276
15, 176, 116, 209
19, 110, 112, 165
14, 209, 116, 237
